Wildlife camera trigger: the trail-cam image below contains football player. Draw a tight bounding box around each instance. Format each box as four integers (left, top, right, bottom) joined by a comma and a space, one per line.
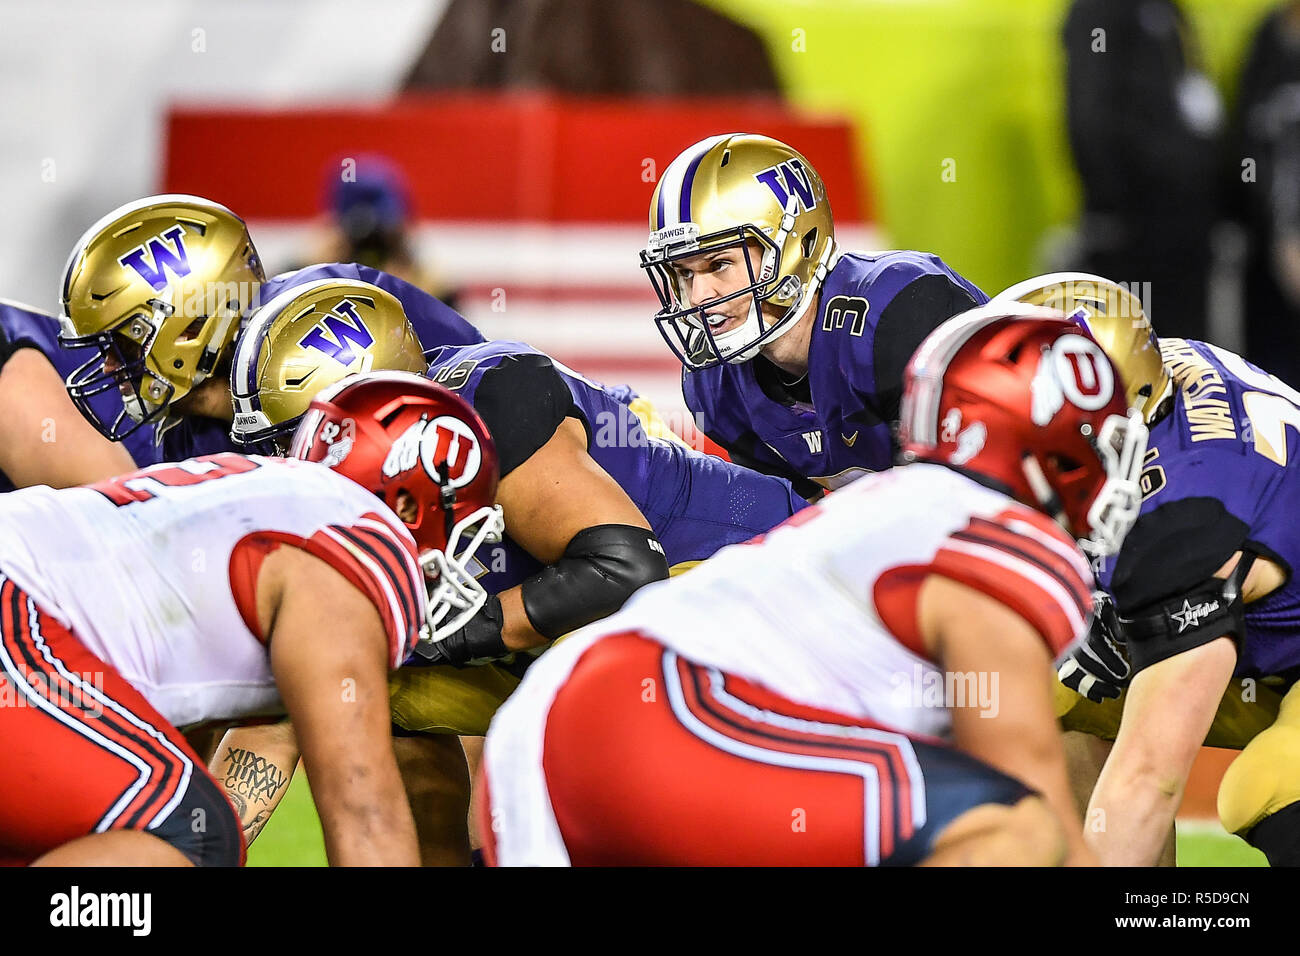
58, 194, 483, 461
997, 273, 1300, 866
0, 298, 144, 488
222, 279, 810, 862
641, 133, 988, 496
236, 279, 808, 673
478, 307, 1147, 865
57, 195, 486, 860
0, 378, 498, 865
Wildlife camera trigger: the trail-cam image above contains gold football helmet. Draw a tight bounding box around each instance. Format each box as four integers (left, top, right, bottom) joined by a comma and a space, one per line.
640, 133, 838, 370
60, 194, 265, 439
230, 278, 428, 448
993, 272, 1172, 423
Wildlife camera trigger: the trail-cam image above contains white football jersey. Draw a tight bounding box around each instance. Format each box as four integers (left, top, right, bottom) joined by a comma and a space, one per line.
0, 454, 425, 728
563, 463, 1092, 735
485, 463, 1094, 863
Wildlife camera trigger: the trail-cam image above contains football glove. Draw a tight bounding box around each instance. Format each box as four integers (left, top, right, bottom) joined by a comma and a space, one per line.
1056, 592, 1131, 703
411, 593, 508, 668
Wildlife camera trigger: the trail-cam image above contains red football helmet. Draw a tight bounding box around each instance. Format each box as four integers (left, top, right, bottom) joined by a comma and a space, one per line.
288, 370, 505, 641
899, 304, 1148, 557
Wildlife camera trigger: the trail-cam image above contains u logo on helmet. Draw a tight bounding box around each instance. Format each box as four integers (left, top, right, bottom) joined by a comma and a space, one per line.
383, 416, 482, 489
1031, 335, 1115, 426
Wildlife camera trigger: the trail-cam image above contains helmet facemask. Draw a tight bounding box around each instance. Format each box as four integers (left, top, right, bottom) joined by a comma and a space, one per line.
1079, 410, 1147, 558
641, 197, 827, 371
63, 304, 175, 439
420, 502, 505, 643
1020, 410, 1147, 559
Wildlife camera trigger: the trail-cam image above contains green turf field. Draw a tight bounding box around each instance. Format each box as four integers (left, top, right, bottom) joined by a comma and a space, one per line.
1174, 822, 1267, 867
247, 771, 326, 867
246, 772, 1269, 867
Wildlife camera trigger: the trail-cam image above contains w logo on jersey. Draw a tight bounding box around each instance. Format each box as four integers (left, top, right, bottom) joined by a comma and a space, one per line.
754, 160, 818, 213
117, 225, 192, 291
297, 299, 375, 366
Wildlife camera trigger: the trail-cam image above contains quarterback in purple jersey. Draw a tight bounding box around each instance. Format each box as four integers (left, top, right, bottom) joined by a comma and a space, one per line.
641, 133, 988, 495
0, 299, 144, 489
999, 273, 1300, 867
58, 195, 483, 463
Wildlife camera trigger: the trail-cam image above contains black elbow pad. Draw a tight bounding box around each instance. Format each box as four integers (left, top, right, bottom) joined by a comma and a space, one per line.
520, 524, 670, 640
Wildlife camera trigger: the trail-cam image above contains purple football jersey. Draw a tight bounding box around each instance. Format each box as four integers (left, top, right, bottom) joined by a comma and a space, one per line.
426, 339, 808, 597
683, 251, 987, 489
1099, 338, 1300, 677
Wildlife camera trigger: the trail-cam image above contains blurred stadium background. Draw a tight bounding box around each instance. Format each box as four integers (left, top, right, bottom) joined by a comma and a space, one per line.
1, 0, 1289, 865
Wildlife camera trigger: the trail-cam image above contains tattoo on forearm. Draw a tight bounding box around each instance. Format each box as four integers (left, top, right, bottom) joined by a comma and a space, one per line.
221, 746, 289, 806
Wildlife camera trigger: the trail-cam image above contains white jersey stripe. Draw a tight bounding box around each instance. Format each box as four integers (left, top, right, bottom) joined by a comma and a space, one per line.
706, 672, 927, 831
1001, 516, 1093, 580
23, 593, 194, 829
355, 515, 424, 591
320, 526, 407, 660
0, 578, 153, 830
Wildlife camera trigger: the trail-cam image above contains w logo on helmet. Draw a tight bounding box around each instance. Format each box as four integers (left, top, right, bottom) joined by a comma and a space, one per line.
754, 160, 818, 213
297, 299, 376, 366
117, 225, 192, 292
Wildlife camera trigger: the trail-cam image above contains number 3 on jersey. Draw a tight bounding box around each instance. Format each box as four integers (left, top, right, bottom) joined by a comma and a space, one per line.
90, 454, 261, 507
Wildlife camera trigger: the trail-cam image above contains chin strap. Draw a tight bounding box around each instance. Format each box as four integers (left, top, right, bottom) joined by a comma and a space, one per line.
726, 236, 841, 365
1022, 453, 1068, 529
195, 310, 239, 380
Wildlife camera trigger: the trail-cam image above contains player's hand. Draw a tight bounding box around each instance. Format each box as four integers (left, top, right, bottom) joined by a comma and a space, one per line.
1057, 592, 1131, 702
410, 594, 508, 668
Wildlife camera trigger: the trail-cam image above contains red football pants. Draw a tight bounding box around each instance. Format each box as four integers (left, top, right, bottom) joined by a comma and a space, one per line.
533, 632, 934, 865
0, 576, 243, 865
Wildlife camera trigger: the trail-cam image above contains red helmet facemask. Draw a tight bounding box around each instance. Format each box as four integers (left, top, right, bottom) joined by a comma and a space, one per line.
288, 371, 505, 641
899, 305, 1148, 558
